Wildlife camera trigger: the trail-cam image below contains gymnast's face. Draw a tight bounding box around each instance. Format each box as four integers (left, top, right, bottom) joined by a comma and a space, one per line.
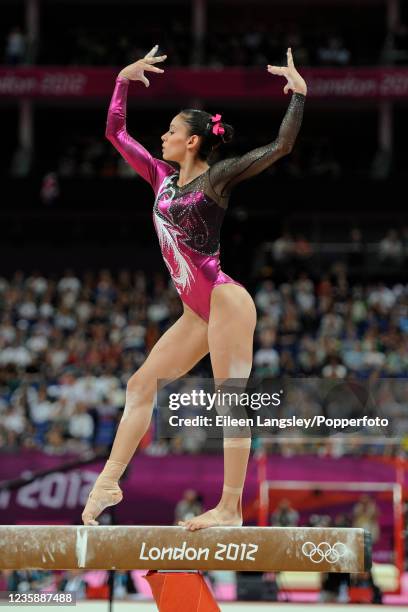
161, 115, 200, 163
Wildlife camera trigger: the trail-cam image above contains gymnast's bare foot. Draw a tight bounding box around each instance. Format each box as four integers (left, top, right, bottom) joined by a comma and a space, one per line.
81, 483, 123, 526
178, 505, 242, 531
82, 460, 126, 525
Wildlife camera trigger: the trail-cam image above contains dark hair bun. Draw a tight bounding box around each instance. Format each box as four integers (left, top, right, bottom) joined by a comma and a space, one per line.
180, 108, 235, 161
220, 123, 234, 144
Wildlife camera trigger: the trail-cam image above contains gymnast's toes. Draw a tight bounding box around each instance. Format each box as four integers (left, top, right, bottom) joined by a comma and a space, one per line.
82, 513, 99, 526
81, 485, 123, 525
181, 507, 243, 530
180, 509, 219, 531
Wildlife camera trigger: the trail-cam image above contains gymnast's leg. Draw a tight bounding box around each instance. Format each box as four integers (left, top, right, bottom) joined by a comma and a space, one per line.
180, 284, 257, 530
82, 306, 209, 525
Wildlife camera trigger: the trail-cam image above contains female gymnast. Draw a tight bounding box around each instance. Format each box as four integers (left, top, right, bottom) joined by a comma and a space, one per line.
82, 44, 307, 530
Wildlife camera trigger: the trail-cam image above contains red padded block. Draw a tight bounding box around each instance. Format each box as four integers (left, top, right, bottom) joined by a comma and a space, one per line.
144, 570, 220, 612
85, 584, 110, 599
349, 586, 374, 603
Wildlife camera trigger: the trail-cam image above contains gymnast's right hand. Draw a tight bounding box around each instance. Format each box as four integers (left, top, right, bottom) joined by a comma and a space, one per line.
118, 44, 167, 87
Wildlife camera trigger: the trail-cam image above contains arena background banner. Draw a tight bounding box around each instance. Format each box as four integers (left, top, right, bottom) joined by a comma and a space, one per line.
1, 67, 408, 99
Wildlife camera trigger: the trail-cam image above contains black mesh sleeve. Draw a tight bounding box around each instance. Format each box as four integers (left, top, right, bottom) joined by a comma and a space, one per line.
208, 93, 305, 203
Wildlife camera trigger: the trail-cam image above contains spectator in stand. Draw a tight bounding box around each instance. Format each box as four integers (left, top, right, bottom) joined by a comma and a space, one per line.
271, 498, 299, 526
378, 229, 403, 264
272, 232, 294, 264
2, 406, 26, 446
40, 172, 60, 205
278, 296, 301, 350
316, 35, 351, 66
293, 234, 313, 268
253, 327, 280, 377
352, 494, 380, 544
43, 424, 67, 455
382, 22, 408, 65
4, 27, 26, 65
370, 148, 393, 180
348, 228, 364, 268
402, 226, 408, 261
254, 280, 282, 323
322, 354, 347, 379
68, 403, 95, 447
334, 513, 352, 528
174, 489, 203, 524
28, 385, 58, 429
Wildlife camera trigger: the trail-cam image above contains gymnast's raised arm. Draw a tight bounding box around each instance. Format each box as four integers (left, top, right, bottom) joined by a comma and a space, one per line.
105, 45, 168, 189
209, 48, 307, 198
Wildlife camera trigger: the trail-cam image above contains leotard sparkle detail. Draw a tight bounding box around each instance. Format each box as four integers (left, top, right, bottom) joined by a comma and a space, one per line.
106, 76, 305, 322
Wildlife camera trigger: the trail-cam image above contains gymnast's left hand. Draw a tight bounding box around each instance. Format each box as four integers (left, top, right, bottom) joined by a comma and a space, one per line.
267, 48, 307, 95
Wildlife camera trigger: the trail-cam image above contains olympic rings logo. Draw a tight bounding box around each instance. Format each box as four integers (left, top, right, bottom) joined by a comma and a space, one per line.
301, 541, 348, 564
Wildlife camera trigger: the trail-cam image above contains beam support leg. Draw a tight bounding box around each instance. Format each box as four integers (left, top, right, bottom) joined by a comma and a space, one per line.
144, 570, 220, 611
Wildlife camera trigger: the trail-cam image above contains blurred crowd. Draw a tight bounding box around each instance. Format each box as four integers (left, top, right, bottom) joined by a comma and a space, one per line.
4, 9, 406, 182
0, 566, 153, 602
252, 274, 408, 380
0, 262, 407, 454
2, 8, 407, 181
253, 227, 408, 279
34, 135, 346, 183
10, 129, 393, 182
3, 17, 408, 68
0, 268, 179, 455
271, 494, 380, 544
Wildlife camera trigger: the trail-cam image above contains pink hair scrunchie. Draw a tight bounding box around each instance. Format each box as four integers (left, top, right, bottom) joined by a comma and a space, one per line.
211, 113, 225, 136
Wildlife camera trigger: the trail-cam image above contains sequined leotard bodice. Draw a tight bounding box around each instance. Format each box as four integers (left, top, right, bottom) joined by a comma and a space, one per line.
106, 77, 305, 322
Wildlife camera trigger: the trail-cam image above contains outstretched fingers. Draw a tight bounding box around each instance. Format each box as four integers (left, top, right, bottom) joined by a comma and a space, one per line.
144, 44, 159, 58
144, 55, 167, 65
267, 48, 294, 75
266, 48, 305, 95
267, 65, 287, 76
143, 53, 167, 73
287, 47, 295, 69
142, 62, 165, 73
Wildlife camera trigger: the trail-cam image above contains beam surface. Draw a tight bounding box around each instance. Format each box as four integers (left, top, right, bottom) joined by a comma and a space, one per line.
0, 526, 371, 572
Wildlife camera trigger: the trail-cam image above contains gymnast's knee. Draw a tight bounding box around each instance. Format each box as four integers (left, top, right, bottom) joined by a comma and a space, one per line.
122, 373, 156, 418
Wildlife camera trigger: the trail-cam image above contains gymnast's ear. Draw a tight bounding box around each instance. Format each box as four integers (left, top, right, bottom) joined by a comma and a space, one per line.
186, 133, 201, 151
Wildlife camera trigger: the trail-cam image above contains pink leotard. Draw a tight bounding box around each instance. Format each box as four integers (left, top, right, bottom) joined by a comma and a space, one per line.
106, 76, 305, 322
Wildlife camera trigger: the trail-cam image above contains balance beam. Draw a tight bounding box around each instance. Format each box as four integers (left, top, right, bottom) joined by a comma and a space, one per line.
0, 526, 371, 573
